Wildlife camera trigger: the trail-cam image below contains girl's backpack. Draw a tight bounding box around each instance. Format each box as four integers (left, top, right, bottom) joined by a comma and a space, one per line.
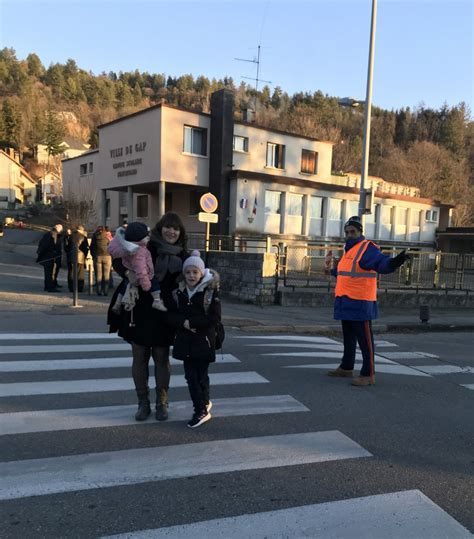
204, 288, 225, 350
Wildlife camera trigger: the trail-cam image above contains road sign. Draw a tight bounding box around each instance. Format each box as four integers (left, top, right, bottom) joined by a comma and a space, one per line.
198, 212, 218, 224
200, 192, 218, 213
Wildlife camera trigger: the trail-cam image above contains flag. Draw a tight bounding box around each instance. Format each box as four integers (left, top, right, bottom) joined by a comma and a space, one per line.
252, 195, 257, 216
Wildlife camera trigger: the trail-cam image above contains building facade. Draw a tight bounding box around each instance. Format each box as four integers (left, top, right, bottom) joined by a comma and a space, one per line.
62, 90, 451, 249
0, 149, 38, 209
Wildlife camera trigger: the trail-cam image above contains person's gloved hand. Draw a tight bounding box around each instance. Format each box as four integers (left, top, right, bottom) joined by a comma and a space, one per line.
390, 250, 410, 269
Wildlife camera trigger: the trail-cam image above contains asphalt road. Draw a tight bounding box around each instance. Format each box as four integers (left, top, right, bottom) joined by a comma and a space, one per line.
0, 325, 473, 538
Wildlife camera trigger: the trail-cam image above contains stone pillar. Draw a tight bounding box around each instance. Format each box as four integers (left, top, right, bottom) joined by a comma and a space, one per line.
390, 206, 397, 240
405, 208, 412, 242
279, 192, 287, 235
100, 189, 107, 226
374, 204, 382, 240
419, 209, 426, 241
159, 180, 166, 218
321, 197, 329, 237
302, 194, 310, 236
127, 186, 134, 221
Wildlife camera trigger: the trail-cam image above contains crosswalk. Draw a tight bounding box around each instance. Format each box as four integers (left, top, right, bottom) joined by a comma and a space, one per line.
239, 334, 474, 388
1, 331, 471, 537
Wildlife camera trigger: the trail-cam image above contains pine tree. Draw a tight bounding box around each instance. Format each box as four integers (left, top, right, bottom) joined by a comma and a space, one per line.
1, 99, 22, 148
44, 110, 65, 156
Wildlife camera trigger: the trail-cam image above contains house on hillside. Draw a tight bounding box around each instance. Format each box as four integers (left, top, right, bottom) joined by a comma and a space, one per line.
0, 148, 38, 209
35, 137, 90, 165
62, 90, 452, 250
36, 170, 62, 204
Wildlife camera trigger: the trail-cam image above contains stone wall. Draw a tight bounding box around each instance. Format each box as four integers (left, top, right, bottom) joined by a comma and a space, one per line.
206, 251, 278, 305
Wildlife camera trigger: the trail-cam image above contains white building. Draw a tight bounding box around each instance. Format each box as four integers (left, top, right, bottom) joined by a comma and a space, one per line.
0, 149, 38, 209
62, 90, 451, 248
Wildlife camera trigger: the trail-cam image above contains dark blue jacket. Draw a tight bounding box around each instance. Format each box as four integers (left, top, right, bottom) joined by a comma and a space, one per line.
332, 236, 395, 321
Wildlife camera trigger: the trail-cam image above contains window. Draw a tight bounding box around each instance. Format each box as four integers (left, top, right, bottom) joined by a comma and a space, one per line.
310, 196, 323, 219
301, 149, 318, 174
137, 195, 148, 218
88, 162, 94, 173
80, 164, 87, 175
264, 190, 281, 214
287, 193, 303, 216
105, 198, 110, 219
398, 207, 408, 225
233, 135, 248, 152
425, 209, 438, 222
189, 190, 203, 215
328, 198, 343, 220
266, 142, 285, 169
183, 125, 207, 156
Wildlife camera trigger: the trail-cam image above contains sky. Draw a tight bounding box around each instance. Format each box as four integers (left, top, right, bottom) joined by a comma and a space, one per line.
0, 0, 472, 112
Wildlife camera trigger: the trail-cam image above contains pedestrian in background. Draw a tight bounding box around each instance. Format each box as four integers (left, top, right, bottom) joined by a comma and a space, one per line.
328, 216, 409, 386
90, 225, 112, 296
169, 251, 221, 429
36, 223, 63, 293
64, 225, 89, 292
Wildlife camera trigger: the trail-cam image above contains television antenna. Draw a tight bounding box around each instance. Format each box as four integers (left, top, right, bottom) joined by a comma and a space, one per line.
235, 45, 272, 94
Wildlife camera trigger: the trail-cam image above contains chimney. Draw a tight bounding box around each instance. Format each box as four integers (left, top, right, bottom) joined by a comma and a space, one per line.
209, 89, 235, 235
242, 108, 255, 123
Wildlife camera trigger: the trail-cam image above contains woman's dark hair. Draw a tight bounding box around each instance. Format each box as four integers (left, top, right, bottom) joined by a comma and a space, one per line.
95, 226, 104, 233
153, 212, 187, 249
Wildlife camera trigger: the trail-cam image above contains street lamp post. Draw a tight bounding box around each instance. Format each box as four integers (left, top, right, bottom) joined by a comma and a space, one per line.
359, 0, 378, 225
339, 0, 378, 227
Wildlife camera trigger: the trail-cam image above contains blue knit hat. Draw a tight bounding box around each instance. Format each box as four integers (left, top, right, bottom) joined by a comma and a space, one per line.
124, 222, 149, 242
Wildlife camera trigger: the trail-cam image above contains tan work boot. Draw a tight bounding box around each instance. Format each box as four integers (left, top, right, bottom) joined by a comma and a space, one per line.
327, 367, 353, 378
351, 376, 375, 386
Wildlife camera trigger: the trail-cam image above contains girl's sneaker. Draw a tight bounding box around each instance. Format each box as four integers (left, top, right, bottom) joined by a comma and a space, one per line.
206, 401, 212, 413
187, 410, 211, 428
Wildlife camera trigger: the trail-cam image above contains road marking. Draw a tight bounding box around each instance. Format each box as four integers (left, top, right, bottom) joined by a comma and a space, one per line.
0, 333, 121, 340
285, 363, 432, 377
235, 335, 339, 344
460, 384, 474, 390
247, 343, 345, 351
374, 340, 398, 347
0, 354, 240, 372
0, 343, 130, 354
263, 351, 395, 364
103, 490, 472, 539
0, 371, 269, 397
414, 365, 474, 375
0, 431, 371, 500
378, 351, 440, 360
0, 395, 308, 436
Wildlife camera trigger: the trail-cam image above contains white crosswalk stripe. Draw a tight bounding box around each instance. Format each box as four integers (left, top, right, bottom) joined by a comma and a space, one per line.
0, 353, 240, 372
1, 395, 308, 435
0, 333, 121, 340
0, 431, 371, 500
104, 490, 472, 539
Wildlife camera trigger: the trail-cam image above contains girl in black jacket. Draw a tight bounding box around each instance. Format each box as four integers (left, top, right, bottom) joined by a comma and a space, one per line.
170, 250, 221, 429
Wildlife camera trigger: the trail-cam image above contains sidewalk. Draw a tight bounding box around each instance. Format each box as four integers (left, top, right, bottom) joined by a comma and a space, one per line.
0, 243, 473, 334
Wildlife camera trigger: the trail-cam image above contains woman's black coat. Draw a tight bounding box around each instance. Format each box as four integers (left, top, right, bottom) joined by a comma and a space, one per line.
107, 242, 187, 347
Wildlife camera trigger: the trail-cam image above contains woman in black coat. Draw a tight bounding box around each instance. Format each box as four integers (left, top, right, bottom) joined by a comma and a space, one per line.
107, 212, 188, 422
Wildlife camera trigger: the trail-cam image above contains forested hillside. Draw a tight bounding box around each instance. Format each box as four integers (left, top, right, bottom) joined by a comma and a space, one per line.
0, 48, 472, 224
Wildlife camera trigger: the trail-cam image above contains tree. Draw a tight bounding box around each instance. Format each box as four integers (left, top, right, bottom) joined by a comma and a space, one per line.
26, 53, 44, 77
44, 109, 65, 157
1, 99, 22, 148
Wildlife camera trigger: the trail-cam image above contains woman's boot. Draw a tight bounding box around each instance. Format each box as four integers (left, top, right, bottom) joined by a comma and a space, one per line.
135, 389, 151, 421
155, 388, 169, 421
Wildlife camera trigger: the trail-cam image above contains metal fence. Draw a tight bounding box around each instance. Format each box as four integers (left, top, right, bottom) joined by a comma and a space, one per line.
282, 245, 474, 291
185, 234, 474, 291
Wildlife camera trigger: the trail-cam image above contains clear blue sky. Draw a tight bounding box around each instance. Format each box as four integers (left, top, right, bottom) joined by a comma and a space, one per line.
1, 0, 472, 112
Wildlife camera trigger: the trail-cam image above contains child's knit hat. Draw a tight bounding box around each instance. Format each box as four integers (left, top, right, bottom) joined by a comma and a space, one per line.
183, 250, 205, 276
125, 222, 149, 242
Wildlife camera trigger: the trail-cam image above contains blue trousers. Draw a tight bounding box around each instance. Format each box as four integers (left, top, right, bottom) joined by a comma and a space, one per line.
340, 320, 375, 377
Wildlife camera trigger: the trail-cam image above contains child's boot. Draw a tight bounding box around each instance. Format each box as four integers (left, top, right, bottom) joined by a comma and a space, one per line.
151, 291, 167, 311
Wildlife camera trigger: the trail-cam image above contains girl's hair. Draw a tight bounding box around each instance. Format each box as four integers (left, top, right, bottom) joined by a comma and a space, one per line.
153, 212, 187, 249
95, 226, 104, 233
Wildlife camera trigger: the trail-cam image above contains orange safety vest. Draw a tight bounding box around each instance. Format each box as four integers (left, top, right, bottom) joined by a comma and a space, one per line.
335, 239, 377, 301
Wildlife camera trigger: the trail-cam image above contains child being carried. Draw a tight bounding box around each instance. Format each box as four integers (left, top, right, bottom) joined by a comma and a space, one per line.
108, 221, 166, 312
